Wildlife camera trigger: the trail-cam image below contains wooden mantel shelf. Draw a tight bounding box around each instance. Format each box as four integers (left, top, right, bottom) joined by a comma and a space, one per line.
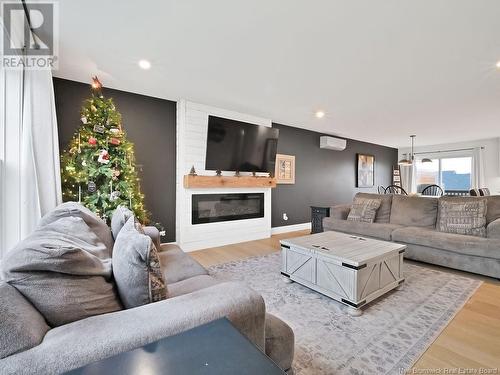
184, 175, 277, 189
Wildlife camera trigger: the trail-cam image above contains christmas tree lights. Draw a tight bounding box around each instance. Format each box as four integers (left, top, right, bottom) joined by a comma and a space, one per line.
60, 76, 148, 223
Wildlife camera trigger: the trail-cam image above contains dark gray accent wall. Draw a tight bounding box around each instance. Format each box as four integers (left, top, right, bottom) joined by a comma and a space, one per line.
53, 78, 177, 242
271, 123, 398, 228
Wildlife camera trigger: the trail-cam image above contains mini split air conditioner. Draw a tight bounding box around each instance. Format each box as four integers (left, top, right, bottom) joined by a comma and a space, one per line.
320, 136, 347, 151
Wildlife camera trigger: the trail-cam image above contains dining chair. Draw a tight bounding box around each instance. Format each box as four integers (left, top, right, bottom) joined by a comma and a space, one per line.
377, 186, 385, 194
421, 184, 444, 197
479, 188, 491, 196
384, 185, 408, 195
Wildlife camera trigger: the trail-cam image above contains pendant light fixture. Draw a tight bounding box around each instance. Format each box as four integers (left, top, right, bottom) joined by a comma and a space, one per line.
398, 135, 432, 165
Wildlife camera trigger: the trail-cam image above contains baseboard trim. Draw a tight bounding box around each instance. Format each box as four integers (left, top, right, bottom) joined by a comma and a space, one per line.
271, 222, 311, 235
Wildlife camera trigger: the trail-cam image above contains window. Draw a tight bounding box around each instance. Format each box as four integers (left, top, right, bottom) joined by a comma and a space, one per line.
441, 157, 472, 191
416, 156, 472, 193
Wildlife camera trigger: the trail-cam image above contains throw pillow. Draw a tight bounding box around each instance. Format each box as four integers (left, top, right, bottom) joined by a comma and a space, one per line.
347, 197, 382, 223
111, 205, 134, 240
38, 201, 114, 254
113, 217, 167, 308
1, 216, 122, 327
354, 193, 393, 223
438, 199, 488, 237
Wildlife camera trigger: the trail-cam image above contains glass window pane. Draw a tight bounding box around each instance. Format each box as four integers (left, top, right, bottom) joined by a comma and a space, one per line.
415, 159, 439, 193
441, 157, 472, 192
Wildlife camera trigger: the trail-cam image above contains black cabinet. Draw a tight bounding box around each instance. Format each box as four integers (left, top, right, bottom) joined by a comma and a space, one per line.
310, 206, 330, 234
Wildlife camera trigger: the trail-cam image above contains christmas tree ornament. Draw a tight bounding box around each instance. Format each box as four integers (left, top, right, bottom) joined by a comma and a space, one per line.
88, 137, 97, 146
110, 190, 121, 201
88, 181, 97, 193
109, 137, 121, 146
91, 76, 102, 91
110, 128, 120, 135
98, 149, 110, 164
81, 116, 87, 124
112, 168, 121, 180
91, 105, 97, 112
93, 124, 105, 133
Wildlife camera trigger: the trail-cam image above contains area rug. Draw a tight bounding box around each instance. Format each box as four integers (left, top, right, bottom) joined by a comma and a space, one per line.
208, 252, 481, 375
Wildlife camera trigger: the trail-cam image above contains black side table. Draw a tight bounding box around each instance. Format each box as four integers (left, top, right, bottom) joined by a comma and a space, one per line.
311, 206, 330, 234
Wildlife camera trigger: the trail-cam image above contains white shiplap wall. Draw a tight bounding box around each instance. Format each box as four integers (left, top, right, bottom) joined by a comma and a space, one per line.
176, 100, 273, 251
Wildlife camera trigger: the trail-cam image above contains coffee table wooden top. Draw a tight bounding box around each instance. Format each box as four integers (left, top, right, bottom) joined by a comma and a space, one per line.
280, 231, 406, 267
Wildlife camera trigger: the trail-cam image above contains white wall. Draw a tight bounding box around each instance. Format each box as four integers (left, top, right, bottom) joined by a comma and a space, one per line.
398, 137, 500, 194
176, 100, 273, 251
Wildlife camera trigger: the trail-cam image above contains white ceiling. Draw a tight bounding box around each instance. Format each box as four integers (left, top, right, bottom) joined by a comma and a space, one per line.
53, 0, 500, 148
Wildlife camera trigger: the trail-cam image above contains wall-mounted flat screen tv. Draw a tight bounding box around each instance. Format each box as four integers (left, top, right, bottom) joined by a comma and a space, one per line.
205, 115, 279, 173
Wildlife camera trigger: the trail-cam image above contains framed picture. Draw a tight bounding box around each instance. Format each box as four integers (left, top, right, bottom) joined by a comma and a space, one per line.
275, 154, 295, 184
356, 154, 375, 188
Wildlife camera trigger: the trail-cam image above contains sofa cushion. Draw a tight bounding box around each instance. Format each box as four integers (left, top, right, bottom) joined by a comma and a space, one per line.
167, 275, 221, 298
437, 198, 487, 237
392, 226, 500, 260
389, 195, 438, 228
0, 282, 50, 359
355, 193, 393, 223
38, 202, 114, 253
2, 216, 122, 327
347, 197, 381, 223
113, 217, 167, 309
111, 205, 134, 240
323, 217, 403, 241
158, 245, 208, 284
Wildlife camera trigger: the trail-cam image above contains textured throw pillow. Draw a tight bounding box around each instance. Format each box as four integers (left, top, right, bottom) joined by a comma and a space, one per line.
113, 217, 167, 308
347, 197, 382, 223
438, 199, 488, 237
38, 202, 114, 253
354, 193, 393, 223
111, 205, 134, 240
1, 216, 122, 327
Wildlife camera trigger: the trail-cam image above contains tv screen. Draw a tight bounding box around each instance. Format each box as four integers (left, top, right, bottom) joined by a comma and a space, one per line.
205, 116, 279, 173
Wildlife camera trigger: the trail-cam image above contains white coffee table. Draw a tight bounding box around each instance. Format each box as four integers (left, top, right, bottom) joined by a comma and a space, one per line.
280, 231, 406, 316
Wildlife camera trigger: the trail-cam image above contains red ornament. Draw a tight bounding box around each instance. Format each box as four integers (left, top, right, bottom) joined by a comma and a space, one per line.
88, 137, 97, 146
109, 137, 121, 146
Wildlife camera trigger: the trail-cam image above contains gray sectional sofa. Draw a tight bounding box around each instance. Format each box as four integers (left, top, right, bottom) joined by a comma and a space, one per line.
0, 207, 294, 374
323, 193, 500, 279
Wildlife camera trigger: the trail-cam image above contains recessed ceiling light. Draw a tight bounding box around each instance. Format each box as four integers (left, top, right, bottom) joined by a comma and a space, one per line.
315, 110, 325, 119
138, 59, 151, 70
496, 60, 500, 69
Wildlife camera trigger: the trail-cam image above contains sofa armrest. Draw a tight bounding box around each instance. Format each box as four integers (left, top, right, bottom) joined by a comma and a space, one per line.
0, 282, 266, 375
330, 204, 352, 220
487, 218, 500, 239
143, 225, 161, 250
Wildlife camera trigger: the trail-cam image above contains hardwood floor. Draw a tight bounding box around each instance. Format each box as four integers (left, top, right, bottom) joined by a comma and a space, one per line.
190, 230, 500, 371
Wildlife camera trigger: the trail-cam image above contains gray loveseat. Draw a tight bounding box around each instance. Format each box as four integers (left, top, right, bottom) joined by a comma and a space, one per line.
323, 193, 500, 279
0, 208, 294, 374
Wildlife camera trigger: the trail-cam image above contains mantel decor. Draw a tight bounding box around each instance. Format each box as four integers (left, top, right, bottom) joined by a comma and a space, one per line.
183, 175, 277, 189
356, 153, 375, 188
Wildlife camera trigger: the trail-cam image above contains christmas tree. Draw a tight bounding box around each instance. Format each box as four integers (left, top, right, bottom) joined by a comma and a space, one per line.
60, 76, 148, 223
